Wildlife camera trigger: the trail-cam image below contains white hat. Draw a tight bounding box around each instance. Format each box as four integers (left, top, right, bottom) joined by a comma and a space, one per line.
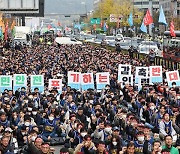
5, 127, 13, 132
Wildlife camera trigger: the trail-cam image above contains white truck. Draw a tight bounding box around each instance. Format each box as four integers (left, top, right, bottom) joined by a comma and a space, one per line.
14, 26, 32, 46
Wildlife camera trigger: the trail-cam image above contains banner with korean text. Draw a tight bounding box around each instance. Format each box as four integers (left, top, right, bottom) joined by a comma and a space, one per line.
49, 79, 62, 93
81, 73, 94, 90
96, 72, 109, 90
0, 76, 12, 92
68, 71, 81, 90
166, 70, 180, 87
30, 75, 44, 92
149, 66, 162, 83
135, 67, 149, 84
13, 74, 27, 92
118, 64, 132, 86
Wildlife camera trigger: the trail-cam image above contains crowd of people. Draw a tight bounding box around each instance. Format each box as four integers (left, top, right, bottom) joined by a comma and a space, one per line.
0, 38, 179, 154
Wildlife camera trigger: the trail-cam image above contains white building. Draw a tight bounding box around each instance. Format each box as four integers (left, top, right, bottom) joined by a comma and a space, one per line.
159, 0, 180, 18
133, 0, 159, 11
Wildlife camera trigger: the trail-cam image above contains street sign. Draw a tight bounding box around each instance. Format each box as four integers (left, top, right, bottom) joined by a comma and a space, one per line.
90, 18, 101, 25
110, 14, 123, 22
110, 14, 118, 22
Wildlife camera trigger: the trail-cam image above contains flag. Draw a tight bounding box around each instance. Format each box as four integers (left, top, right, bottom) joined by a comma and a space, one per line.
140, 20, 147, 33
103, 22, 108, 32
170, 21, 176, 37
158, 5, 167, 25
58, 21, 61, 26
11, 20, 16, 30
144, 9, 153, 26
4, 22, 8, 40
128, 12, 133, 26
48, 24, 52, 30
100, 21, 103, 28
40, 20, 44, 29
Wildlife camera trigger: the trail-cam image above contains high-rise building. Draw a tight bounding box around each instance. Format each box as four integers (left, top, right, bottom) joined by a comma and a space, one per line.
159, 0, 180, 18
93, 0, 101, 10
133, 0, 159, 11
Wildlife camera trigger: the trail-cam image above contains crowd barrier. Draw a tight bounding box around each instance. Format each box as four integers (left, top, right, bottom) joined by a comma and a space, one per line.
88, 42, 180, 70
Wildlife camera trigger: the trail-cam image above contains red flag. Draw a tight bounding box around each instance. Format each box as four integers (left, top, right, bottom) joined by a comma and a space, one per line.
170, 21, 176, 37
100, 21, 103, 28
144, 9, 153, 25
4, 22, 8, 40
58, 21, 61, 26
48, 24, 52, 30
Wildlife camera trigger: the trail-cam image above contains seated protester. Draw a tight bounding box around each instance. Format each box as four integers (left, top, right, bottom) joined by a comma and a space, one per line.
74, 135, 96, 154
108, 136, 122, 154
60, 148, 70, 154
18, 113, 37, 129
64, 113, 77, 135
34, 137, 43, 151
68, 122, 84, 148
126, 116, 138, 141
0, 112, 10, 127
95, 141, 108, 154
4, 103, 13, 121
121, 142, 136, 154
143, 126, 154, 145
23, 130, 41, 154
151, 140, 162, 154
41, 142, 54, 154
134, 131, 151, 154
31, 108, 41, 126
162, 135, 179, 154
3, 127, 18, 154
93, 120, 106, 141
76, 107, 88, 129
41, 113, 58, 142
142, 102, 156, 125
10, 111, 20, 131
19, 115, 35, 133
0, 136, 14, 153
159, 113, 177, 140
16, 125, 27, 147
151, 105, 166, 128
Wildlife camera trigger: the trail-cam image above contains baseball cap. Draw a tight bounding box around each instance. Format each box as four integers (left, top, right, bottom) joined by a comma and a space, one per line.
5, 127, 13, 133
113, 126, 120, 131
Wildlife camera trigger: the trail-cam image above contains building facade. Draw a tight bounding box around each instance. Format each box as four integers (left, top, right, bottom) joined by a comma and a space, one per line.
159, 0, 180, 18
133, 0, 159, 11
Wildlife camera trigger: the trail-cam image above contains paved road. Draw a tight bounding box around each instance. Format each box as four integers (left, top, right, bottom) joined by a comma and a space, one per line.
53, 145, 63, 154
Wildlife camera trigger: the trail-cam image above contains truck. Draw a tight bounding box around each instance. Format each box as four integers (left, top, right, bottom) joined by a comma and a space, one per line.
14, 26, 32, 46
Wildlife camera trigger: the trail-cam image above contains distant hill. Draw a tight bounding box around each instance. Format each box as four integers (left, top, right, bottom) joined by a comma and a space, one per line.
45, 0, 94, 14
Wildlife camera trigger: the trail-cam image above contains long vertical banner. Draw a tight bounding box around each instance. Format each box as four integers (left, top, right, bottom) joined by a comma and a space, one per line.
30, 75, 44, 92
13, 74, 27, 92
0, 76, 12, 92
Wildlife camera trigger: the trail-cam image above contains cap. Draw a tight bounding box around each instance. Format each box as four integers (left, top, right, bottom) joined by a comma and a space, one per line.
113, 126, 120, 131
5, 127, 13, 133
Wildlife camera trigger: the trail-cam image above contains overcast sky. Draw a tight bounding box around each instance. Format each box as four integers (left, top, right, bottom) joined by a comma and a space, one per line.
45, 0, 94, 14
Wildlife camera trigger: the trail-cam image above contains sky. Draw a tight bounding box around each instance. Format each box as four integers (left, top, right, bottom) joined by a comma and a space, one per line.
45, 0, 94, 15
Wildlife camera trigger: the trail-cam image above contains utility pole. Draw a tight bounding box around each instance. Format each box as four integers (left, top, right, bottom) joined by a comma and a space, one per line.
149, 0, 153, 36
